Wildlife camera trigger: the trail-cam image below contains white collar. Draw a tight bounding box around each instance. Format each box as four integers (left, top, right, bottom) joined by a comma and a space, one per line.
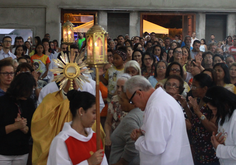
62, 122, 94, 142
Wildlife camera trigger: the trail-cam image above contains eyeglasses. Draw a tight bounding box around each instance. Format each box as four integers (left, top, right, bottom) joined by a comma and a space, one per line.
3, 41, 11, 43
175, 51, 182, 54
170, 68, 180, 72
129, 89, 141, 104
165, 82, 179, 89
191, 85, 201, 90
0, 72, 14, 77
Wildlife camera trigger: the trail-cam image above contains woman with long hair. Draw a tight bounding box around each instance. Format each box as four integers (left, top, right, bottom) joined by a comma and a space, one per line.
141, 52, 155, 79
213, 63, 235, 93
229, 62, 236, 85
203, 86, 236, 165
200, 39, 208, 52
177, 73, 219, 165
0, 73, 36, 165
152, 45, 163, 63
14, 45, 24, 59
132, 49, 143, 68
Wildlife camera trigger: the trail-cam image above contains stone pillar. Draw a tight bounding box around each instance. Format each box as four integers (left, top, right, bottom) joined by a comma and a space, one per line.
227, 14, 236, 36
129, 12, 140, 37
98, 11, 107, 31
196, 13, 206, 40
45, 6, 61, 44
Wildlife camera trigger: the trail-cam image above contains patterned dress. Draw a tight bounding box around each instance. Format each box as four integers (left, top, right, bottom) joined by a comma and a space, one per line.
108, 95, 127, 131
190, 104, 219, 164
141, 66, 155, 79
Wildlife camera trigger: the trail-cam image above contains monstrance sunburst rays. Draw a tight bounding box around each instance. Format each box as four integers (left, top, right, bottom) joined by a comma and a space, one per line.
50, 50, 93, 90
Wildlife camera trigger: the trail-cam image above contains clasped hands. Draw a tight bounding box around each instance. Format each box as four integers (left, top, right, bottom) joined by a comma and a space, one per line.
211, 131, 225, 149
14, 113, 28, 134
130, 128, 143, 141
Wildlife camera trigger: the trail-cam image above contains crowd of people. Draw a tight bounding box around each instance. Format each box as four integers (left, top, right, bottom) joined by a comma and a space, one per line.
0, 31, 236, 165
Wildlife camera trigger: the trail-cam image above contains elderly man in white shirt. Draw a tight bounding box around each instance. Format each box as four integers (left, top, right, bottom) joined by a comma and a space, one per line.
125, 75, 193, 165
0, 36, 16, 60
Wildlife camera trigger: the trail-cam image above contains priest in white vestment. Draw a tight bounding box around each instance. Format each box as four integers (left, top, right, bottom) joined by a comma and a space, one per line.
125, 75, 194, 165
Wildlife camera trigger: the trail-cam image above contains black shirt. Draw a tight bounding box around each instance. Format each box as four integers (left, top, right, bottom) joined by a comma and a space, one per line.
0, 94, 35, 155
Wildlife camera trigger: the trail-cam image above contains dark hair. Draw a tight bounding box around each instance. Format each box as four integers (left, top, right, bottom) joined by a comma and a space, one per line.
193, 73, 213, 88
142, 52, 155, 68
0, 58, 14, 71
16, 63, 34, 73
202, 51, 214, 67
70, 44, 79, 50
151, 32, 156, 35
132, 49, 143, 61
173, 47, 182, 54
226, 36, 232, 45
34, 43, 44, 55
108, 48, 113, 54
164, 75, 185, 94
193, 40, 201, 45
213, 54, 224, 62
152, 45, 164, 57
67, 90, 96, 118
116, 43, 122, 50
133, 43, 142, 51
154, 60, 167, 78
203, 86, 236, 126
144, 41, 152, 48
17, 56, 27, 63
201, 39, 206, 45
165, 62, 184, 78
2, 36, 12, 43
134, 36, 140, 41
24, 41, 31, 46
175, 34, 180, 38
201, 68, 216, 83
170, 41, 179, 48
34, 36, 42, 45
190, 59, 197, 67
213, 63, 231, 84
160, 51, 169, 62
117, 35, 124, 39
14, 36, 24, 46
14, 45, 24, 57
53, 40, 59, 47
125, 40, 133, 48
165, 37, 171, 41
117, 46, 128, 54
182, 46, 191, 60
153, 41, 161, 46
24, 55, 31, 61
167, 49, 174, 62
202, 51, 214, 59
6, 72, 36, 99
44, 33, 50, 38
